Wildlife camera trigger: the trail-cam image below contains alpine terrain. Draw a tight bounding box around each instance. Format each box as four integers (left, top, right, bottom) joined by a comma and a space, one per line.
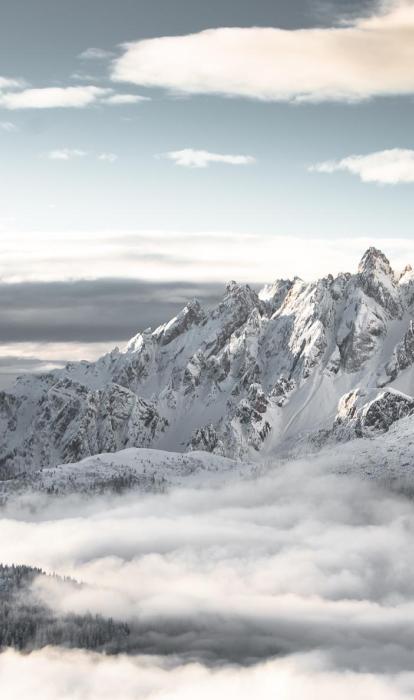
1, 247, 414, 489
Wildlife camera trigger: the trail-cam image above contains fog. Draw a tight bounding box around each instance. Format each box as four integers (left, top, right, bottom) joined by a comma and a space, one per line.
1, 648, 413, 700
1, 457, 414, 696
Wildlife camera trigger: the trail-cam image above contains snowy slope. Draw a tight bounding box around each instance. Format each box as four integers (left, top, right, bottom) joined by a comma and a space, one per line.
2, 247, 414, 472
0, 448, 258, 500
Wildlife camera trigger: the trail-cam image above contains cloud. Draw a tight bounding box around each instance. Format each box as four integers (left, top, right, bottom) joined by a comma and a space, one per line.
0, 86, 110, 109
0, 85, 147, 110
310, 148, 414, 184
102, 93, 149, 104
111, 1, 414, 102
70, 72, 99, 82
0, 76, 24, 89
160, 148, 255, 168
0, 648, 411, 700
3, 457, 414, 678
98, 152, 118, 162
0, 121, 17, 132
3, 230, 414, 286
79, 47, 114, 60
47, 148, 87, 160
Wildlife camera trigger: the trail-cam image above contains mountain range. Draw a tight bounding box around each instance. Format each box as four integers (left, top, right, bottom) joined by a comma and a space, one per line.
1, 246, 414, 479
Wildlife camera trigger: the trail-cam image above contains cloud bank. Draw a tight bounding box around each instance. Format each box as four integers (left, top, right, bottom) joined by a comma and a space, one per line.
2, 457, 414, 695
2, 230, 414, 285
161, 149, 255, 168
0, 648, 411, 700
311, 148, 414, 184
112, 1, 414, 102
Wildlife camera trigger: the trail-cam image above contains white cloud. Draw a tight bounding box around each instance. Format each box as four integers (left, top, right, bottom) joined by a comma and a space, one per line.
98, 152, 118, 163
70, 72, 99, 82
78, 47, 114, 60
161, 148, 255, 168
0, 649, 409, 700
0, 86, 110, 109
3, 456, 414, 685
0, 76, 24, 89
0, 85, 143, 110
0, 121, 17, 132
47, 149, 87, 161
310, 148, 414, 184
47, 150, 118, 163
112, 1, 414, 102
102, 93, 150, 105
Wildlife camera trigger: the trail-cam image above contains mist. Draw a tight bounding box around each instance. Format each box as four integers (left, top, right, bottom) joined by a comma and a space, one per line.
2, 456, 414, 696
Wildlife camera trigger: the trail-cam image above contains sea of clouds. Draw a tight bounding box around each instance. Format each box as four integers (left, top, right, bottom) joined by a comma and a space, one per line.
1, 456, 414, 697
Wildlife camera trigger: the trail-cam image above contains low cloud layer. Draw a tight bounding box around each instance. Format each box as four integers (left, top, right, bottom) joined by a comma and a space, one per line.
3, 230, 414, 285
2, 458, 414, 679
112, 1, 414, 103
311, 148, 414, 184
161, 149, 255, 168
0, 648, 412, 700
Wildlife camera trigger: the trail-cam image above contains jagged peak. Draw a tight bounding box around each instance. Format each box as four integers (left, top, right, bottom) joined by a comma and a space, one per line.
158, 298, 205, 346
224, 280, 256, 296
398, 264, 413, 283
220, 281, 259, 310
358, 247, 394, 277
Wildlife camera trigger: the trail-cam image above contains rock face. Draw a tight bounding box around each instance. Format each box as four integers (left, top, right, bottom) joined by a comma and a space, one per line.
333, 388, 414, 439
2, 247, 414, 472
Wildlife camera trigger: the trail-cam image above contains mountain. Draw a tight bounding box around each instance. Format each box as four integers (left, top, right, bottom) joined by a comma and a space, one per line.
2, 247, 414, 474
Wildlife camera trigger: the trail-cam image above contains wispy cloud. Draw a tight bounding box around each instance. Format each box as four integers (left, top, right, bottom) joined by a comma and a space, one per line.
48, 149, 88, 161
0, 86, 110, 109
0, 121, 18, 132
98, 152, 118, 163
0, 76, 25, 89
112, 1, 414, 103
160, 148, 255, 168
0, 85, 148, 110
78, 47, 114, 60
102, 93, 149, 105
310, 148, 414, 184
47, 150, 119, 163
70, 72, 99, 82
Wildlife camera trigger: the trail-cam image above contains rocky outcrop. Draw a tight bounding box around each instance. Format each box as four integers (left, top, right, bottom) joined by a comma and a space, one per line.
333, 388, 414, 439
385, 321, 414, 381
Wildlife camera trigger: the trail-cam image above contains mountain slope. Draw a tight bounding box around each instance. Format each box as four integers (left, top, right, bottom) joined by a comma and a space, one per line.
2, 247, 414, 472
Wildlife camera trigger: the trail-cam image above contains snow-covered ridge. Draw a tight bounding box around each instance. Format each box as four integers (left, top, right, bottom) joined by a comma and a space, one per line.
2, 247, 414, 472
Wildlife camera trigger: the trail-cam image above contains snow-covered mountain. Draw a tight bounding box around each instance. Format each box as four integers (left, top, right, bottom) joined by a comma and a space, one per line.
2, 247, 414, 473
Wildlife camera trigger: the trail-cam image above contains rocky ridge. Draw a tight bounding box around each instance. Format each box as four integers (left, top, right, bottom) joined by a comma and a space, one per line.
2, 247, 414, 472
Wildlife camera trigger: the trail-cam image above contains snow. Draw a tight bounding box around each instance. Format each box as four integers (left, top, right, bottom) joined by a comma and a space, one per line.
2, 247, 414, 478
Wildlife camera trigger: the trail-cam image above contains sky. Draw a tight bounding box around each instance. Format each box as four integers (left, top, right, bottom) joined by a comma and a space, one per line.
2, 0, 414, 381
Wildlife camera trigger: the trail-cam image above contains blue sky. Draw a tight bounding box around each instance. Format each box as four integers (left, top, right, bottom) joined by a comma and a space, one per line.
1, 0, 413, 241
1, 0, 414, 376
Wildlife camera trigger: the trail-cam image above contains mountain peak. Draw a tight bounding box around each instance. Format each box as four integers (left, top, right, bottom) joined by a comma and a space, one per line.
358, 247, 393, 277
357, 247, 402, 318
